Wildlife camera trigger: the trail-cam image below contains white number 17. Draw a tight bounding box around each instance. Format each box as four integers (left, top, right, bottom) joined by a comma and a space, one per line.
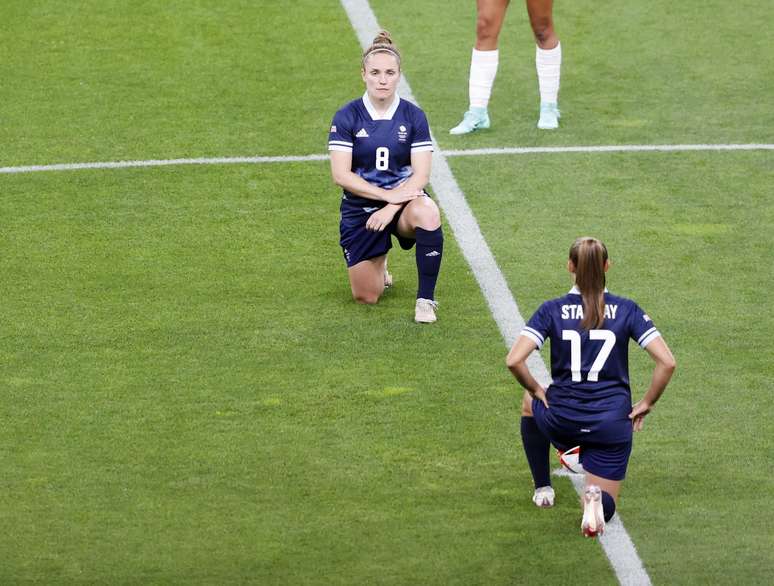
561, 329, 616, 382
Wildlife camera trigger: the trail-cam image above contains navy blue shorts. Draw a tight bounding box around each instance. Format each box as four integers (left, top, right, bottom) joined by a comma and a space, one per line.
339, 201, 416, 267
532, 398, 633, 481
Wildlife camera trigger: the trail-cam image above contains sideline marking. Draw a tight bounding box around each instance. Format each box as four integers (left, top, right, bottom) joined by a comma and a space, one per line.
340, 0, 652, 584
0, 154, 328, 175
444, 143, 774, 157
2, 143, 772, 175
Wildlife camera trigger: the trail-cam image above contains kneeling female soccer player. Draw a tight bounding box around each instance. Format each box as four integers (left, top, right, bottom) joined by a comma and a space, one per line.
506, 237, 676, 536
328, 31, 443, 323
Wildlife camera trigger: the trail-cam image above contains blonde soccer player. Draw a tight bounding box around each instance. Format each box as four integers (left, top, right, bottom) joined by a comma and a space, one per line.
328, 31, 443, 323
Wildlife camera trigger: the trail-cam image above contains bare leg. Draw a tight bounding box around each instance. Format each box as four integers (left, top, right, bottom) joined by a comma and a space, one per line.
396, 196, 441, 237
525, 0, 557, 49
527, 0, 561, 127
348, 254, 387, 304
585, 471, 622, 502
475, 0, 511, 50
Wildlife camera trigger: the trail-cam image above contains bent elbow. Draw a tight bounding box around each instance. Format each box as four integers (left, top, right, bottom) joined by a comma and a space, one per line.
505, 355, 521, 371
331, 173, 345, 188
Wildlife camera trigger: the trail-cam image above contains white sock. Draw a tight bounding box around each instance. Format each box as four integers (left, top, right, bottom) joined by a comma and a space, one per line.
469, 48, 499, 109
536, 42, 561, 104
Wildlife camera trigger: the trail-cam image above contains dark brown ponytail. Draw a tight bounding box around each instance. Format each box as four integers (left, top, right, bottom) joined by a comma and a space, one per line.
569, 237, 608, 330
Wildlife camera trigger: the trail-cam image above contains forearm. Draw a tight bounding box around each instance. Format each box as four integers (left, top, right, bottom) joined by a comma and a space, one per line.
509, 362, 544, 396
399, 169, 429, 193
639, 363, 674, 407
334, 171, 390, 201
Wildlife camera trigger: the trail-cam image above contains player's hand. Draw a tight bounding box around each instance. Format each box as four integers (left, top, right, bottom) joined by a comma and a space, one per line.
366, 206, 398, 232
629, 400, 652, 432
532, 387, 549, 409
383, 185, 421, 205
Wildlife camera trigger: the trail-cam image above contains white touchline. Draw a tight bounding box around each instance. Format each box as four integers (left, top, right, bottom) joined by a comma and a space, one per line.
444, 143, 774, 157
0, 154, 329, 175
339, 1, 653, 585
1, 145, 772, 175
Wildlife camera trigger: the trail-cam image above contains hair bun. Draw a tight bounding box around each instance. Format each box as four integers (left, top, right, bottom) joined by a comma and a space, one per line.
373, 30, 393, 45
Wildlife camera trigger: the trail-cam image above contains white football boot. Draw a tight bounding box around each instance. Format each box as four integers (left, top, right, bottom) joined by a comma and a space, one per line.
414, 298, 437, 323
537, 102, 560, 130
581, 484, 605, 537
532, 485, 555, 508
449, 107, 490, 135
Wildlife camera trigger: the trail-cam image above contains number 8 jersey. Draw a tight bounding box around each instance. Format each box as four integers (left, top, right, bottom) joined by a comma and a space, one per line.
328, 93, 433, 209
520, 286, 661, 407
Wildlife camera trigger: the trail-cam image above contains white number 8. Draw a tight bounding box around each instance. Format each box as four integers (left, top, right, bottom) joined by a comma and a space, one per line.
375, 147, 390, 171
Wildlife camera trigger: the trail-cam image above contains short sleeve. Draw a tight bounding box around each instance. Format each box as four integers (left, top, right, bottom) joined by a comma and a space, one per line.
410, 108, 433, 153
520, 302, 552, 349
629, 303, 661, 349
328, 109, 354, 153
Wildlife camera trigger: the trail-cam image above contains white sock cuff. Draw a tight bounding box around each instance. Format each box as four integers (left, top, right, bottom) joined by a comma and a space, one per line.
469, 48, 499, 109
536, 42, 561, 63
471, 48, 499, 65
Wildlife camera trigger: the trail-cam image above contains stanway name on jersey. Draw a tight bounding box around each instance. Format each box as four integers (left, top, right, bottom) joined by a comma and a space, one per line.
561, 304, 619, 320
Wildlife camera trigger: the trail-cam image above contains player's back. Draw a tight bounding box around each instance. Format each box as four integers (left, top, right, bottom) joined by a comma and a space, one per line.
524, 288, 659, 411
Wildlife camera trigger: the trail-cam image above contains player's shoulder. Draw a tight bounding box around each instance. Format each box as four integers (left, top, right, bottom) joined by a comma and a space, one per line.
604, 291, 641, 312
534, 294, 568, 316
334, 97, 366, 120
397, 97, 427, 119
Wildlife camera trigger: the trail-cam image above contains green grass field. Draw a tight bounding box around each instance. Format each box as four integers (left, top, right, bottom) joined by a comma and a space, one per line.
2, 1, 773, 584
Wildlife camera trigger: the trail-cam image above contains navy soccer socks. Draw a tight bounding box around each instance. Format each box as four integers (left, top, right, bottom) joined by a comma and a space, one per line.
601, 490, 616, 522
414, 226, 443, 300
520, 416, 551, 489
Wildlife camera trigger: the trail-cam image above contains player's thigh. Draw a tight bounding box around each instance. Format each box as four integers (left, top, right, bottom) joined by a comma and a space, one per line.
348, 255, 386, 304
525, 0, 557, 47
396, 197, 441, 238
521, 390, 534, 416
476, 0, 510, 49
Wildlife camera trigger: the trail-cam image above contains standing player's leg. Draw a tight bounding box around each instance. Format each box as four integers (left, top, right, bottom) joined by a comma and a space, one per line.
348, 255, 388, 304
450, 0, 510, 134
526, 0, 561, 129
396, 197, 443, 323
520, 390, 554, 507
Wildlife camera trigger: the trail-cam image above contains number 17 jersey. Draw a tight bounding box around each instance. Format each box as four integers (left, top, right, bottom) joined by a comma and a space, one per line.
520, 287, 661, 407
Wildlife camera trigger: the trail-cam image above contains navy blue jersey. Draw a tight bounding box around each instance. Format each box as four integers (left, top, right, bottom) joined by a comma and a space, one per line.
328, 93, 433, 208
521, 287, 660, 408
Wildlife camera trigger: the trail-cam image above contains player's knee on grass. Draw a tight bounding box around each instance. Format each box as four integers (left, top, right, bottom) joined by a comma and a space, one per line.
353, 291, 380, 304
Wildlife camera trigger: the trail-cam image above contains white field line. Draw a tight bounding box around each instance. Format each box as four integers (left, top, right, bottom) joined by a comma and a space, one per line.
444, 143, 774, 156
1, 143, 772, 175
0, 154, 329, 175
340, 1, 652, 584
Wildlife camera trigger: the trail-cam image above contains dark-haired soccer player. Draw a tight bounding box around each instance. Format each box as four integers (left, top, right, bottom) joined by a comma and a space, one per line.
506, 237, 676, 536
329, 31, 443, 323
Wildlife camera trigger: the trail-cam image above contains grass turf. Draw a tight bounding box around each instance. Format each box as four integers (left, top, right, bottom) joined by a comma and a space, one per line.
2, 0, 773, 583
